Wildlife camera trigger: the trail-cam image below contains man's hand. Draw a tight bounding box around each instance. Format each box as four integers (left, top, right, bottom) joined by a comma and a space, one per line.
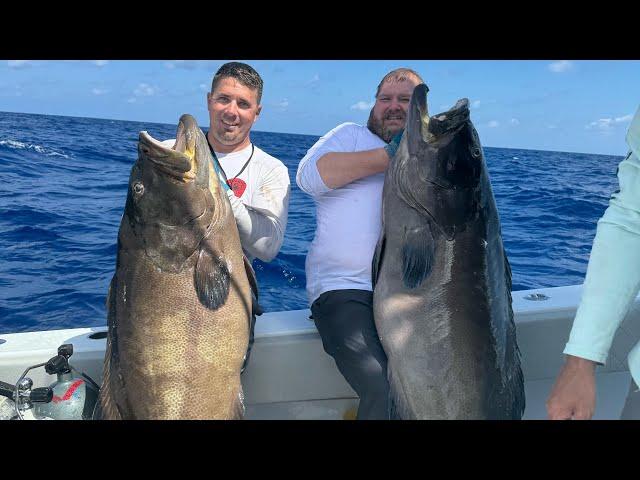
546, 355, 597, 420
384, 129, 404, 160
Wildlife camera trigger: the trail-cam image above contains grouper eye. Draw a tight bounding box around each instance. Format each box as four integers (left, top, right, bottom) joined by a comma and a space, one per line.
133, 182, 144, 196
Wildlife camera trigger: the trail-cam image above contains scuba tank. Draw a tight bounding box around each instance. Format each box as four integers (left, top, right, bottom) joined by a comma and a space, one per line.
32, 344, 100, 420
0, 378, 53, 420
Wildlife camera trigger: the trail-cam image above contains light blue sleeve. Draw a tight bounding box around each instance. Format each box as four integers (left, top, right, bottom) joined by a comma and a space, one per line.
564, 107, 640, 364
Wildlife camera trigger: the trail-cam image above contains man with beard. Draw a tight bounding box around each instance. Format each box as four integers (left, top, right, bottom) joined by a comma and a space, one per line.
296, 68, 423, 419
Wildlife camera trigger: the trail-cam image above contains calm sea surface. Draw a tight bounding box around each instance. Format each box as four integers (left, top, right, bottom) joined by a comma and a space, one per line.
0, 111, 623, 333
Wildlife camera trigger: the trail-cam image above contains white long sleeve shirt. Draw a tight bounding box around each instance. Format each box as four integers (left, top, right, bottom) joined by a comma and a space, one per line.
296, 122, 386, 305
563, 106, 640, 387
163, 139, 290, 262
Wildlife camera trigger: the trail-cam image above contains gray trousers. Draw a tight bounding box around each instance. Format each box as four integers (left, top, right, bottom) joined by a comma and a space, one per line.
311, 289, 390, 420
620, 379, 640, 420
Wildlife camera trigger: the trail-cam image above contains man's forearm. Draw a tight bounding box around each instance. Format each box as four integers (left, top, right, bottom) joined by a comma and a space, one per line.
316, 149, 389, 189
228, 191, 288, 263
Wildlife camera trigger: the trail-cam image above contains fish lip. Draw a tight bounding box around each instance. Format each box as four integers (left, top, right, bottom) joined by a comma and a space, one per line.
406, 83, 431, 150
406, 86, 470, 144
139, 130, 194, 178
427, 98, 470, 138
404, 91, 476, 191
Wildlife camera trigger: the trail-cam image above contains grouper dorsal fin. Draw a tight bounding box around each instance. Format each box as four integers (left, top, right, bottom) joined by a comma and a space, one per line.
402, 224, 435, 289
194, 248, 231, 310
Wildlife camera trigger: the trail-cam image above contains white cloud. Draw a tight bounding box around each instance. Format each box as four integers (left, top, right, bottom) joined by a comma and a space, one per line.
7, 60, 32, 69
548, 60, 574, 73
351, 101, 374, 111
615, 114, 633, 123
304, 74, 320, 88
92, 88, 108, 95
199, 83, 209, 92
92, 60, 109, 67
487, 120, 500, 128
471, 100, 481, 109
127, 98, 137, 104
586, 114, 633, 131
164, 60, 201, 70
510, 118, 520, 125
276, 99, 289, 109
548, 124, 558, 129
133, 83, 158, 97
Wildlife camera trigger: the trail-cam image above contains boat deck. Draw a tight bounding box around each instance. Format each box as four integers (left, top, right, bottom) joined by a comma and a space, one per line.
1, 285, 638, 420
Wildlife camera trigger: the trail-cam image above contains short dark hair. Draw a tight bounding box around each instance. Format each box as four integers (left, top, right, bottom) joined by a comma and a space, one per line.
211, 62, 264, 104
375, 68, 424, 98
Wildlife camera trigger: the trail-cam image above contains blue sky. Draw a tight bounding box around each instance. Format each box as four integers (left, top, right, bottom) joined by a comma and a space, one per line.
1, 60, 638, 155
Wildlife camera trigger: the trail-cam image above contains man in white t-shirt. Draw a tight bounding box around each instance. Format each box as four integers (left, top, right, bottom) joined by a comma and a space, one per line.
165, 62, 290, 371
296, 68, 424, 419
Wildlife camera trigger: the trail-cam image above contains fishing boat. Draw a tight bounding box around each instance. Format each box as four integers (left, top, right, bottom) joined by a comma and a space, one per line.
0, 283, 637, 420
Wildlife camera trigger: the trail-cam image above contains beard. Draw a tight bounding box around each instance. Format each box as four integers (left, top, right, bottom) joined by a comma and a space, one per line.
367, 108, 405, 143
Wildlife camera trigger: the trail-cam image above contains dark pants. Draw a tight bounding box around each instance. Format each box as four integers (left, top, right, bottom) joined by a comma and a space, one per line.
311, 289, 390, 420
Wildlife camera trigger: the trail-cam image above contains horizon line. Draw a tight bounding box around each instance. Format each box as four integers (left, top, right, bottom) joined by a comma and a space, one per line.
0, 109, 628, 158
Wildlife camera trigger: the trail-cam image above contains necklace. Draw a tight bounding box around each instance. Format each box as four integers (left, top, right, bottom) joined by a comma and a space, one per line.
225, 143, 255, 183
207, 138, 255, 197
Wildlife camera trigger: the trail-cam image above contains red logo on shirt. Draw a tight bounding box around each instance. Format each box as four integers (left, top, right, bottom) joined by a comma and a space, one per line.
227, 178, 247, 198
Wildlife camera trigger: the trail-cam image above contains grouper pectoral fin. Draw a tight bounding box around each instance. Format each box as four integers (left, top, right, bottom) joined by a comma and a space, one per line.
371, 231, 386, 288
402, 224, 435, 289
194, 248, 231, 310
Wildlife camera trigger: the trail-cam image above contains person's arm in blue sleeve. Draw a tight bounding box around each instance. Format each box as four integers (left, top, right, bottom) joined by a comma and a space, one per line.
547, 107, 640, 420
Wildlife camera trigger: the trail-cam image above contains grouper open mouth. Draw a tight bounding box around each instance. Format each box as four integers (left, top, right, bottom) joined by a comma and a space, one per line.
428, 98, 471, 137
138, 115, 202, 182
132, 114, 219, 230
406, 84, 471, 147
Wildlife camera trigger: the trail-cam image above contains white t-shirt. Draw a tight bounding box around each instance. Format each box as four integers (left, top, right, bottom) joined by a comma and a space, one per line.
163, 138, 290, 263
296, 122, 386, 305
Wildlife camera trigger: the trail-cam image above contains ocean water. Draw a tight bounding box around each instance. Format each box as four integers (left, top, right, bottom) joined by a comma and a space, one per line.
0, 111, 624, 334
